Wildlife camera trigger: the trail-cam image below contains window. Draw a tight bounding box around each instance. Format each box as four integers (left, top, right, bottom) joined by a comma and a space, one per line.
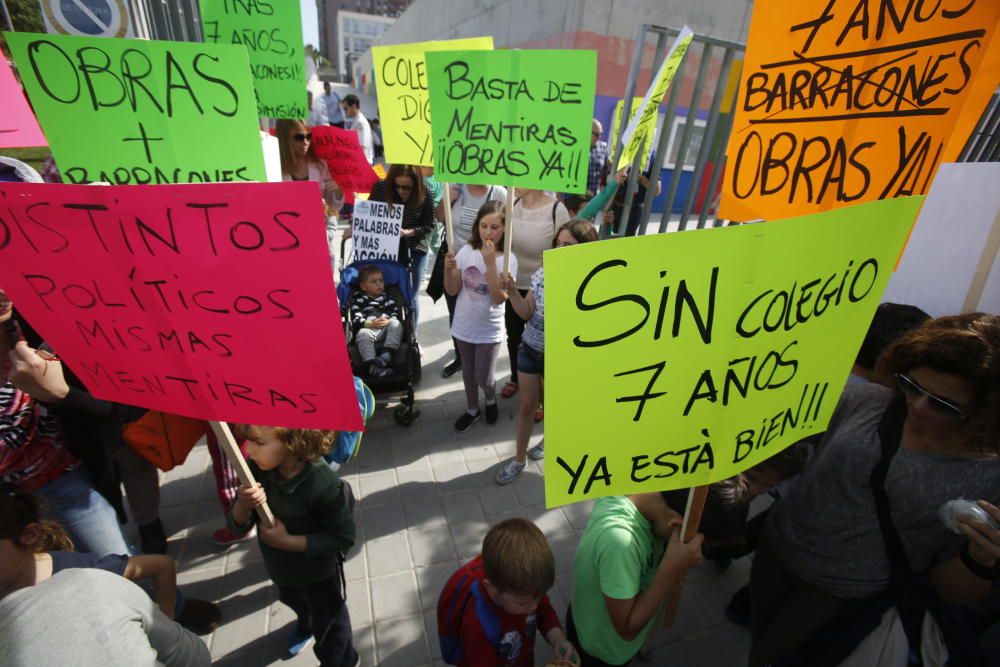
665, 116, 706, 170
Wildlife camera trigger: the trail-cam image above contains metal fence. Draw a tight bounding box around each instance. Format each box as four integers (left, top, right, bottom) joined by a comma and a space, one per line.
607, 25, 745, 237
959, 91, 1000, 163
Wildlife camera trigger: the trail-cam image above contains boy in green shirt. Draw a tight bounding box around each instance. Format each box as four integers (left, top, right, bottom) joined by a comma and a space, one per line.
568, 493, 703, 666
229, 426, 357, 666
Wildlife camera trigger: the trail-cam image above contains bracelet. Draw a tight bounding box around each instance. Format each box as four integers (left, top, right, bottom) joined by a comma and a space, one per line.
959, 542, 999, 580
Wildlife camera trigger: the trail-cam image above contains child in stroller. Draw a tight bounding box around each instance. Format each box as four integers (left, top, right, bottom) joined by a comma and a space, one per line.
347, 265, 402, 377
338, 259, 422, 425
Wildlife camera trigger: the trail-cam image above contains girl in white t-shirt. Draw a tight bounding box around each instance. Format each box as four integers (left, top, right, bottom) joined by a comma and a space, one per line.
444, 201, 517, 432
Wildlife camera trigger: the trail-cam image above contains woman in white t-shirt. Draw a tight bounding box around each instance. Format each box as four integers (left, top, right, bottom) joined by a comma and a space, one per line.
501, 189, 570, 404
438, 184, 509, 378
444, 201, 517, 433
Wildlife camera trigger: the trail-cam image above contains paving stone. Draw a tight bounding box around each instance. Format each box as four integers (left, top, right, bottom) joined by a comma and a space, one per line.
375, 613, 432, 666
361, 500, 407, 539
366, 532, 412, 577
357, 470, 399, 503
403, 494, 448, 529
415, 561, 459, 611
478, 483, 520, 515
371, 571, 422, 619
448, 519, 490, 561
442, 489, 484, 523
524, 503, 575, 539
408, 526, 458, 567
346, 578, 372, 627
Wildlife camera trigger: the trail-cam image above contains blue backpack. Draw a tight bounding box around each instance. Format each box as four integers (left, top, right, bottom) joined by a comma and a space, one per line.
437, 560, 501, 664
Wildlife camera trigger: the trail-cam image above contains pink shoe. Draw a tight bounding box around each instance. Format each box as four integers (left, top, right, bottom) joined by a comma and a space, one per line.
212, 526, 255, 547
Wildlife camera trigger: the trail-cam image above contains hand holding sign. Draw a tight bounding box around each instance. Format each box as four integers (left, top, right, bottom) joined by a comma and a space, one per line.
8, 341, 70, 404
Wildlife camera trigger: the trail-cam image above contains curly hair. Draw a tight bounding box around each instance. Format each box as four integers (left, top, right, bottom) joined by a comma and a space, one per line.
237, 425, 336, 462
0, 483, 75, 552
875, 313, 1000, 453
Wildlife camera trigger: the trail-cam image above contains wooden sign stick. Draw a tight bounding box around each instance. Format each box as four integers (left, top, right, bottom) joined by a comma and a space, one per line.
441, 181, 456, 251
663, 485, 709, 628
503, 187, 515, 275
208, 420, 275, 528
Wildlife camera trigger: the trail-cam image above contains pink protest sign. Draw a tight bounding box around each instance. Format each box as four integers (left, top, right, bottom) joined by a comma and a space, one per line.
0, 181, 362, 431
0, 57, 46, 148
310, 125, 378, 205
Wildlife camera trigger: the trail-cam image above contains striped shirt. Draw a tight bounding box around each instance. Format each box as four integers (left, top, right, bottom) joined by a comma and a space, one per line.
1, 381, 78, 490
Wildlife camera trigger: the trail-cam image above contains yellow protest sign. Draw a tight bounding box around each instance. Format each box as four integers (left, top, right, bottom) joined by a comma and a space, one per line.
373, 37, 493, 166
617, 27, 693, 170
609, 98, 650, 165
719, 0, 1000, 222
544, 196, 921, 507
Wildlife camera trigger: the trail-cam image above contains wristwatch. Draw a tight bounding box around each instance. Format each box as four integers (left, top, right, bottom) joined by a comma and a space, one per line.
960, 543, 1000, 580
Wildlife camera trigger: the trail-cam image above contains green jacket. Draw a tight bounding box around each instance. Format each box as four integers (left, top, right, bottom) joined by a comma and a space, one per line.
228, 460, 355, 587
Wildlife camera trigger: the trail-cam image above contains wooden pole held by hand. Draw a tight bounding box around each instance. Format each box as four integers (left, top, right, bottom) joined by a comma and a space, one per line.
503, 187, 515, 275
441, 182, 456, 251
209, 420, 275, 528
663, 485, 709, 628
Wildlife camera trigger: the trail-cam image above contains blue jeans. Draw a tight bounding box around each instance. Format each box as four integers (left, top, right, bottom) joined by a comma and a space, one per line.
37, 465, 133, 556
408, 252, 428, 331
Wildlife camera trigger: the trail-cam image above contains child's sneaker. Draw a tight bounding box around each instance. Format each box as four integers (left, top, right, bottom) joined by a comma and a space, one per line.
495, 458, 525, 485
376, 350, 393, 367
527, 440, 545, 460
212, 526, 255, 547
454, 410, 481, 432
286, 626, 313, 655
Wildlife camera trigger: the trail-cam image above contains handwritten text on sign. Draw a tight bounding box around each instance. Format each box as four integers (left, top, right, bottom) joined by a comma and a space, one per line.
352, 200, 403, 262
200, 0, 307, 119
3, 32, 266, 185
718, 0, 1000, 222
373, 37, 493, 166
426, 49, 597, 193
0, 182, 361, 431
310, 125, 379, 205
543, 196, 921, 507
618, 27, 693, 170
0, 57, 46, 148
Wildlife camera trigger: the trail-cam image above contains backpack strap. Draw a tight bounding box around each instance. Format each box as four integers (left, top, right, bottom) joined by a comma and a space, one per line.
869, 395, 929, 655
469, 580, 502, 651
551, 201, 559, 226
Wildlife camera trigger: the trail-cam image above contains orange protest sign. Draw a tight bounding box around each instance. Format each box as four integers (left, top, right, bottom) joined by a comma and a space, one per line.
719, 0, 1000, 222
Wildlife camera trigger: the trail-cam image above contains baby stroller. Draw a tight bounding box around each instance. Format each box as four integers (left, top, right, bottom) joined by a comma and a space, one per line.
337, 258, 422, 426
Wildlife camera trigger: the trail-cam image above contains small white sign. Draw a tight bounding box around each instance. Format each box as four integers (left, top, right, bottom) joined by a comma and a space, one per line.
352, 199, 403, 262
39, 0, 134, 39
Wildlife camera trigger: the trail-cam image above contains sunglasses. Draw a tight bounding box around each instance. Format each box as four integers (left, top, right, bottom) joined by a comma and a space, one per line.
293, 132, 312, 142
894, 373, 965, 420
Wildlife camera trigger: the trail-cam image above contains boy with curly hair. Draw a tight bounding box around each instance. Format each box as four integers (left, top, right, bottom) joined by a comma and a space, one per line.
228, 426, 357, 665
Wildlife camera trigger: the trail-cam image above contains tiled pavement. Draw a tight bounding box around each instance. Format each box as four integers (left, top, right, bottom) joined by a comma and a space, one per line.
134, 285, 759, 667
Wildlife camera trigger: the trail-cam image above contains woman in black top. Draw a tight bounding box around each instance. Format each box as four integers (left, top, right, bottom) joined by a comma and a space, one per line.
368, 164, 435, 329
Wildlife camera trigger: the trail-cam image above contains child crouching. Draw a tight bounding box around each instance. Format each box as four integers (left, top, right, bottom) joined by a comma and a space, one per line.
438, 518, 579, 666
228, 426, 357, 666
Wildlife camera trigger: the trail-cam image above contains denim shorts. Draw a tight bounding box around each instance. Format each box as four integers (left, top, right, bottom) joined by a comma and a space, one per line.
517, 343, 544, 376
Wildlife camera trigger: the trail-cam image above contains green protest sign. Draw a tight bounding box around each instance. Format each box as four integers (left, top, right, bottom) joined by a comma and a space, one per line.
200, 0, 307, 118
426, 49, 596, 193
4, 32, 266, 184
544, 196, 921, 507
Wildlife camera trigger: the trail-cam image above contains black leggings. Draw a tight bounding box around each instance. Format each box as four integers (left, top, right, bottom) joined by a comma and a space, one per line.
504, 288, 529, 383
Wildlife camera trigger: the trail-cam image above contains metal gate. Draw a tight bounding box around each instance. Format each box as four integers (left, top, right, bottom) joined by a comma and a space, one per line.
607, 24, 746, 237
959, 91, 1000, 163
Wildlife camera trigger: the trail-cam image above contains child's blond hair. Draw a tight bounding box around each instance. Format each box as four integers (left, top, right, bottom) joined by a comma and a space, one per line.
237, 425, 336, 462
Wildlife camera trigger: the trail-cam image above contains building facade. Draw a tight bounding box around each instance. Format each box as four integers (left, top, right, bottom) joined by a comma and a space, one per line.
316, 0, 411, 79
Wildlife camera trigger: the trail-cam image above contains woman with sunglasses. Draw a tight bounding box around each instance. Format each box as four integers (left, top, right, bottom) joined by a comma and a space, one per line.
749, 313, 1000, 667
276, 119, 344, 273
368, 165, 435, 329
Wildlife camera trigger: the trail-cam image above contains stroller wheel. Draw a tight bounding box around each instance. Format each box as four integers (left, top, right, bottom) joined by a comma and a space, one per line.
393, 404, 420, 427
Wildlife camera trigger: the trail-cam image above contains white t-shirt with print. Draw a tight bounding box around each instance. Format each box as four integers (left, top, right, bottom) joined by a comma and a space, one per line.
451, 244, 517, 344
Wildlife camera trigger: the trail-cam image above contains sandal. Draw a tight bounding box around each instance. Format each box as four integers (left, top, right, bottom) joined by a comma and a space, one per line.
500, 381, 518, 399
